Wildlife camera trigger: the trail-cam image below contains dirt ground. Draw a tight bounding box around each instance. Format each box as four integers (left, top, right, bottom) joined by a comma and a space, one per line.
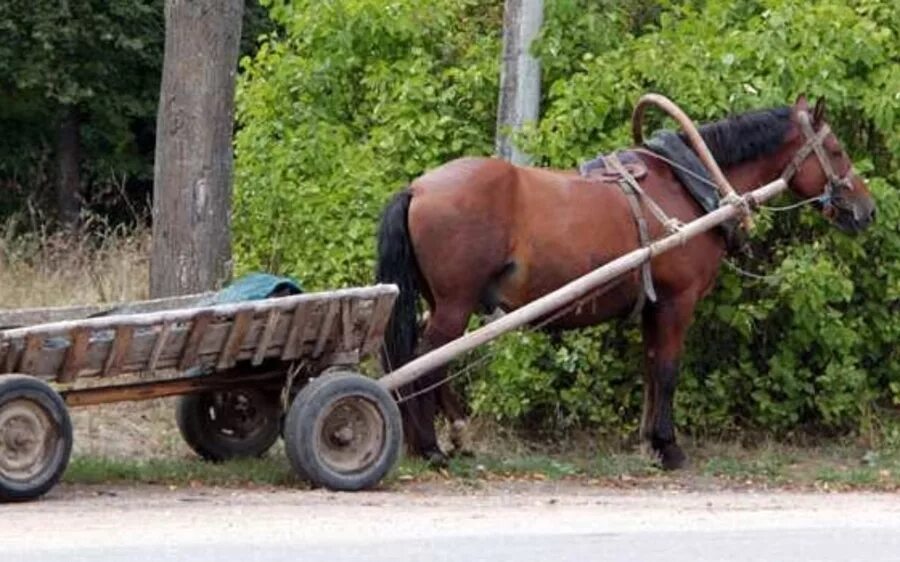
70, 398, 191, 458
5, 481, 900, 562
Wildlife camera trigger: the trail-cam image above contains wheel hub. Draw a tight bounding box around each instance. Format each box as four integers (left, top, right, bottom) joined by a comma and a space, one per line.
0, 400, 56, 482
317, 397, 384, 473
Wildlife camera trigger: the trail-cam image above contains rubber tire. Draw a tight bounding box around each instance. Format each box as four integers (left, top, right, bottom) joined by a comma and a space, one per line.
284, 372, 402, 491
176, 389, 281, 462
0, 375, 73, 502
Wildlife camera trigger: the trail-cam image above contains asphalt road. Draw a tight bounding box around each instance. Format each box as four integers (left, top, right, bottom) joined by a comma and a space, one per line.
3, 483, 899, 562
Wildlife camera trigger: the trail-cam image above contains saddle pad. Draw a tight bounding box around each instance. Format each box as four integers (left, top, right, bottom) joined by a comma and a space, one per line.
644, 131, 745, 252
578, 150, 648, 181
643, 131, 720, 214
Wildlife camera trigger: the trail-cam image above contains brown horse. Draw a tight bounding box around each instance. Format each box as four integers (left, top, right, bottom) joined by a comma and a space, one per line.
376, 96, 876, 469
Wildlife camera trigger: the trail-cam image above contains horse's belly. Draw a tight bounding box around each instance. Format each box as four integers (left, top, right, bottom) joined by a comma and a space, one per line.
497, 263, 641, 329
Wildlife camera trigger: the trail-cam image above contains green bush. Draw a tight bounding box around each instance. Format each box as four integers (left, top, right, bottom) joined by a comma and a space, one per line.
234, 0, 899, 441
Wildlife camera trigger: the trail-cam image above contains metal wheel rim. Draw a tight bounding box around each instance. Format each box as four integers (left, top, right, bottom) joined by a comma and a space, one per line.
205, 391, 271, 441
0, 399, 61, 483
314, 396, 385, 474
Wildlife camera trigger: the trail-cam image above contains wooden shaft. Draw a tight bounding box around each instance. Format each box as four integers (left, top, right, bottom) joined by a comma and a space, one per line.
632, 93, 736, 201
378, 178, 787, 392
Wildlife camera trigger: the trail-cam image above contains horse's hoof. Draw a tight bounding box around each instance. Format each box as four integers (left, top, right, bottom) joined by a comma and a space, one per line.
659, 443, 687, 470
423, 448, 449, 468
450, 447, 475, 459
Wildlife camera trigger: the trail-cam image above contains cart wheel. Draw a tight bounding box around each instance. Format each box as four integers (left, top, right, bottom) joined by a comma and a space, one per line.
176, 388, 281, 461
284, 371, 401, 491
0, 375, 73, 502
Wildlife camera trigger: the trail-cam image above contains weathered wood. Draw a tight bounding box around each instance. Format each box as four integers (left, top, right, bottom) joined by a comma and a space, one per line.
282, 300, 312, 360
60, 328, 90, 383
179, 312, 213, 370
63, 369, 285, 407
102, 326, 134, 378
150, 0, 245, 297
0, 293, 212, 329
313, 300, 340, 358
252, 309, 281, 366
0, 285, 398, 382
378, 178, 789, 392
2, 342, 18, 372
19, 334, 45, 374
0, 286, 397, 340
362, 293, 396, 357
341, 298, 355, 351
147, 322, 173, 374
217, 309, 252, 369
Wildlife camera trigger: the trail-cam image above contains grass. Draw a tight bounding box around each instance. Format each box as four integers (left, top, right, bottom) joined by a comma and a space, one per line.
0, 218, 149, 308
62, 441, 900, 492
65, 456, 301, 488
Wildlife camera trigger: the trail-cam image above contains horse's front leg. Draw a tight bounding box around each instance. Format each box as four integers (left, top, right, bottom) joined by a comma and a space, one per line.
640, 293, 697, 470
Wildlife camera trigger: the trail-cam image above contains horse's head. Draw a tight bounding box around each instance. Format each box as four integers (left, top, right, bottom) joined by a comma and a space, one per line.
782, 95, 876, 233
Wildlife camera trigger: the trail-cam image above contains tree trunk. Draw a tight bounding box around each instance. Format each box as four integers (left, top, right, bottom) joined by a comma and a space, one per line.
56, 106, 81, 226
495, 0, 543, 165
150, 0, 244, 298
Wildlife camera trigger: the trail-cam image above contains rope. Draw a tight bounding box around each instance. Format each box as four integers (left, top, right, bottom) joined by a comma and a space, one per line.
722, 257, 783, 282
759, 195, 824, 212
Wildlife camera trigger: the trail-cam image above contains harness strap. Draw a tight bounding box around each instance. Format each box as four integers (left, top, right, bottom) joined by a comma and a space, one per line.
781, 121, 831, 182
604, 153, 659, 320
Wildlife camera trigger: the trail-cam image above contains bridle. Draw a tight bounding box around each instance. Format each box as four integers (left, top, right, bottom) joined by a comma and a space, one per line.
779, 110, 854, 210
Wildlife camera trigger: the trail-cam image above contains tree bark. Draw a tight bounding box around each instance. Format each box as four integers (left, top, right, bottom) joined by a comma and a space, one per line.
150, 0, 244, 298
495, 0, 543, 166
56, 106, 81, 226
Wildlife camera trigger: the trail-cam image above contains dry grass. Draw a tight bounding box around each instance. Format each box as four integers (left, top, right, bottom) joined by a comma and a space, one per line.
0, 220, 150, 308
0, 221, 190, 459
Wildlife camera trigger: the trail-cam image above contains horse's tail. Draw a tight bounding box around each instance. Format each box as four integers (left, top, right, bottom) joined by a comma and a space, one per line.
376, 189, 421, 372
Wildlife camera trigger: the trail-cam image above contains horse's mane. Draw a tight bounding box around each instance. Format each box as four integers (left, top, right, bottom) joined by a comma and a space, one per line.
681, 106, 792, 167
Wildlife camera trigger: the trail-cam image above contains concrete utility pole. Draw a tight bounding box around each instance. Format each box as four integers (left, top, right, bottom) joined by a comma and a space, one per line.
495, 0, 543, 165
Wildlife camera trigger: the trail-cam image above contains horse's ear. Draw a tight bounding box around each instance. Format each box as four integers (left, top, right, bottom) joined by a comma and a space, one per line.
794, 93, 810, 111
813, 97, 827, 124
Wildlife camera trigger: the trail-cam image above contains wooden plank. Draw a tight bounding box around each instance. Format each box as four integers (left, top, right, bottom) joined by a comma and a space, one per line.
2, 341, 20, 373
147, 322, 173, 374
102, 326, 134, 377
62, 369, 286, 407
178, 312, 213, 370
60, 328, 90, 383
216, 310, 253, 370
0, 285, 399, 380
341, 298, 355, 351
377, 178, 790, 392
0, 292, 212, 329
361, 294, 396, 356
19, 334, 45, 374
312, 300, 340, 358
252, 309, 281, 366
282, 300, 312, 360
1, 286, 398, 340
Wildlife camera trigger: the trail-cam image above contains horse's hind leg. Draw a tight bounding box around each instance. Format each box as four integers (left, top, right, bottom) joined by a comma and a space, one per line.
402, 301, 475, 465
438, 383, 473, 457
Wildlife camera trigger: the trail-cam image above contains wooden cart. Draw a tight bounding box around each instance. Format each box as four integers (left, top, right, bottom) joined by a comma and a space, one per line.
0, 285, 400, 501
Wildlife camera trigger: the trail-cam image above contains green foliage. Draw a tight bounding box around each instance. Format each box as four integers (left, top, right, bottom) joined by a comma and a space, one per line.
234, 0, 501, 287
0, 0, 275, 223
0, 0, 165, 219
235, 0, 899, 441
